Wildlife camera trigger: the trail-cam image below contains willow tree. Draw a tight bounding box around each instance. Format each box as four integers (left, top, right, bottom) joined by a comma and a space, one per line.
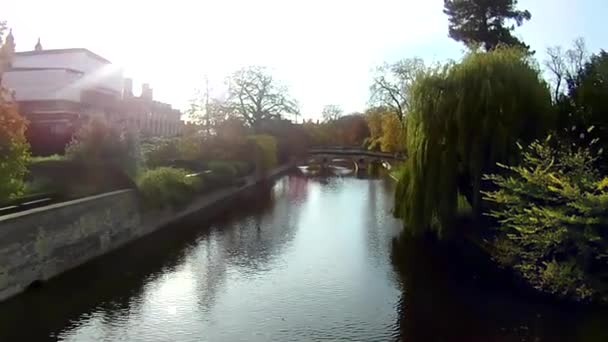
394, 48, 552, 236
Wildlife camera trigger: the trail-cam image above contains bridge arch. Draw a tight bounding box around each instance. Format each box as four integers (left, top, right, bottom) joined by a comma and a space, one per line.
306, 147, 404, 172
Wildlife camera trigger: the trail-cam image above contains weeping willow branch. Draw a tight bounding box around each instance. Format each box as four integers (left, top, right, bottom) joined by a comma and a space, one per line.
394, 47, 553, 237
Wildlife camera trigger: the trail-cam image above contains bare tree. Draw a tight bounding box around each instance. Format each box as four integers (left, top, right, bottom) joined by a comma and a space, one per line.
545, 46, 567, 101
565, 38, 588, 88
227, 66, 299, 128
370, 57, 425, 122
187, 75, 236, 136
544, 38, 589, 101
321, 104, 343, 122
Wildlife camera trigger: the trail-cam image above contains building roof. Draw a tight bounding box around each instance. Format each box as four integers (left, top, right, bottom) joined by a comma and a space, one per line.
15, 48, 111, 64
8, 67, 84, 75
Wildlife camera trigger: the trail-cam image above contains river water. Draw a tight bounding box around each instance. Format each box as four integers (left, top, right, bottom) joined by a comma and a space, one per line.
0, 170, 607, 341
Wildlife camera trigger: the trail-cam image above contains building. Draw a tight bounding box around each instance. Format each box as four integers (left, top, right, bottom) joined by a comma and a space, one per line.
120, 79, 183, 138
0, 35, 183, 155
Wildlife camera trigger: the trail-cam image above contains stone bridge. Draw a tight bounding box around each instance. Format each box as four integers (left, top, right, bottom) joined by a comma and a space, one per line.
307, 147, 405, 171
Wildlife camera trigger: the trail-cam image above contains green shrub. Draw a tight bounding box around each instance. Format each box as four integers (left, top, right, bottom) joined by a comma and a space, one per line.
0, 87, 30, 202
394, 47, 552, 236
248, 135, 278, 172
232, 161, 252, 176
483, 137, 608, 302
137, 167, 201, 208
22, 178, 56, 196
141, 137, 179, 168
208, 160, 252, 177
66, 119, 142, 178
208, 161, 237, 178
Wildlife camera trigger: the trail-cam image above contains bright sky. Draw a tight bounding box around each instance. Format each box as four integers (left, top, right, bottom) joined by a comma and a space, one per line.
4, 0, 608, 120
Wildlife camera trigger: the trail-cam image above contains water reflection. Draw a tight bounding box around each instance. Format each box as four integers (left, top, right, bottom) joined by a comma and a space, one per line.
0, 173, 403, 342
2, 171, 606, 341
391, 235, 608, 342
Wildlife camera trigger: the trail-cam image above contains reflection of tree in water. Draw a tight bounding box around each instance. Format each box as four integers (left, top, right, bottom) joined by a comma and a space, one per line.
364, 178, 401, 270
0, 215, 215, 341
0, 174, 309, 341
222, 179, 301, 271
390, 235, 608, 342
189, 175, 305, 312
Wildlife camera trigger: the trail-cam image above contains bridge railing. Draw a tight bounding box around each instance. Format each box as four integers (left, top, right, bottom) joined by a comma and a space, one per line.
308, 147, 405, 160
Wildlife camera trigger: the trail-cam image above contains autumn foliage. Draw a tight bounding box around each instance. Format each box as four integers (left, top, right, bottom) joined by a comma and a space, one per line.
0, 87, 29, 202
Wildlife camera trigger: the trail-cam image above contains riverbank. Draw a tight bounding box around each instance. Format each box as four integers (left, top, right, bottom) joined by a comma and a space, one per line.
0, 163, 295, 303
386, 165, 608, 308
0, 171, 407, 342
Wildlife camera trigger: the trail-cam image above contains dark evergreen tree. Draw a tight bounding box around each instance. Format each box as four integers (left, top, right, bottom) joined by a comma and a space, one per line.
443, 0, 531, 51
558, 51, 608, 169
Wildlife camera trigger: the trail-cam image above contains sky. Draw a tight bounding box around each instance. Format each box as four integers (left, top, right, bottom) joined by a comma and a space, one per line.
4, 0, 608, 120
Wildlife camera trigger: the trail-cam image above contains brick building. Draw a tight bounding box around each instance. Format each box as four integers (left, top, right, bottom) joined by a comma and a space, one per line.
0, 34, 183, 155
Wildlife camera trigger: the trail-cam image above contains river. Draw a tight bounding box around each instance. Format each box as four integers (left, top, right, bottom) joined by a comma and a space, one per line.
0, 170, 607, 341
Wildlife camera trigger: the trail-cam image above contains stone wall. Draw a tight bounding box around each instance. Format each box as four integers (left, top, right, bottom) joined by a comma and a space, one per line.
0, 190, 140, 301
0, 163, 294, 303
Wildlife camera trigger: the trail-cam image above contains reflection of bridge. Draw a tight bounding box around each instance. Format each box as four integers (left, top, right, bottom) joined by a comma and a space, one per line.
307, 147, 405, 171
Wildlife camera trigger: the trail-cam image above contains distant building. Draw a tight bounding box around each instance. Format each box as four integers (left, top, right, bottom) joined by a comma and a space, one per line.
1, 36, 183, 155
120, 79, 183, 138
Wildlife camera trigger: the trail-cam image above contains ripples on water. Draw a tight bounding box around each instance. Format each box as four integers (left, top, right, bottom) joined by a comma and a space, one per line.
1, 171, 607, 341
0, 172, 403, 342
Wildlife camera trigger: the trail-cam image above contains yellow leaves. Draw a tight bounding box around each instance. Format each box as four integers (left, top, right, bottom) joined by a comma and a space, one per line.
380, 113, 406, 153
598, 177, 608, 191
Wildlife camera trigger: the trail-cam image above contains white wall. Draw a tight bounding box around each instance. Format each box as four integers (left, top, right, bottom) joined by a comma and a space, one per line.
12, 51, 123, 93
2, 69, 82, 102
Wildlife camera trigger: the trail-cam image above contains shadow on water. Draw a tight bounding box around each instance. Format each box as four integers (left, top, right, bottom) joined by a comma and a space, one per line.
0, 181, 288, 341
6, 171, 606, 341
390, 234, 608, 342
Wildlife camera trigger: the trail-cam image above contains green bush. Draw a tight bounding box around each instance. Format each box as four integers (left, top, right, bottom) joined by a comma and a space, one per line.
66, 119, 142, 178
232, 161, 252, 176
483, 137, 608, 302
558, 51, 608, 170
0, 87, 30, 202
248, 135, 278, 172
137, 167, 201, 209
208, 161, 237, 178
207, 160, 252, 178
141, 137, 179, 168
394, 47, 552, 236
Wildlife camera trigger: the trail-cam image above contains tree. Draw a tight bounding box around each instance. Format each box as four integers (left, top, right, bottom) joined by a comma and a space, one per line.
303, 120, 332, 146
484, 138, 608, 302
188, 96, 232, 135
546, 40, 608, 168
364, 107, 387, 151
545, 46, 567, 101
0, 86, 30, 202
226, 66, 299, 129
576, 51, 608, 118
544, 38, 588, 101
394, 48, 552, 236
370, 58, 425, 122
66, 119, 142, 178
341, 114, 370, 147
0, 21, 15, 83
380, 113, 405, 153
568, 50, 608, 166
321, 104, 343, 122
0, 21, 6, 42
443, 0, 532, 51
